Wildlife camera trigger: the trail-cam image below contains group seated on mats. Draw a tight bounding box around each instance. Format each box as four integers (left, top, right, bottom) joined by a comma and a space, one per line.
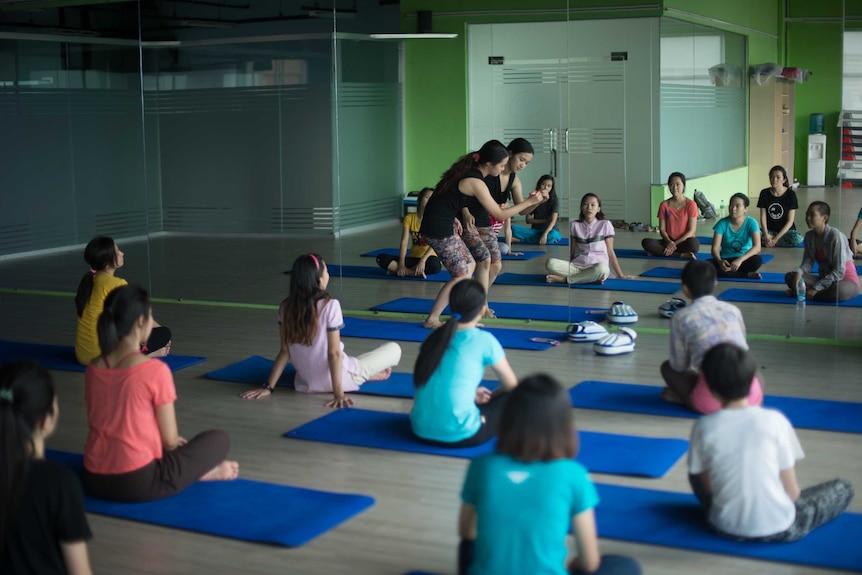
509, 174, 562, 248
376, 187, 443, 278
660, 260, 763, 414
488, 138, 545, 256
0, 361, 95, 575
758, 165, 804, 248
641, 172, 700, 259
241, 253, 402, 408
710, 193, 763, 280
784, 201, 860, 302
419, 139, 548, 328
74, 236, 171, 365
83, 285, 238, 503
689, 344, 854, 541
545, 193, 636, 285
410, 280, 517, 448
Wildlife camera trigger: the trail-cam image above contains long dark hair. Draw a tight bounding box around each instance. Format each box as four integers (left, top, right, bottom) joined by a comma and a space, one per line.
496, 373, 576, 462
283, 254, 331, 346
769, 165, 789, 187
506, 138, 534, 156
0, 361, 56, 552
75, 236, 118, 317
97, 284, 151, 356
435, 140, 508, 197
576, 193, 606, 222
414, 280, 487, 387
530, 175, 558, 220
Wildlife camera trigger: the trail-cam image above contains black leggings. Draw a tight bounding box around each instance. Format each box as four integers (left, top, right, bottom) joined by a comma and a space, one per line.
642, 237, 700, 257
710, 255, 763, 278
416, 392, 510, 448
376, 254, 442, 276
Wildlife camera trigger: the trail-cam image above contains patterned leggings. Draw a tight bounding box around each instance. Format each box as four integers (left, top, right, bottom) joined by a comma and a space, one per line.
689, 474, 854, 542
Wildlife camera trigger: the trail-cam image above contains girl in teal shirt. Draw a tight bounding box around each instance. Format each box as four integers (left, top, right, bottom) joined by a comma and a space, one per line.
710, 193, 763, 279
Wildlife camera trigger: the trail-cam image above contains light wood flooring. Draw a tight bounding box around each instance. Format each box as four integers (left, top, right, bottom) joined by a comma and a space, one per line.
1, 193, 861, 575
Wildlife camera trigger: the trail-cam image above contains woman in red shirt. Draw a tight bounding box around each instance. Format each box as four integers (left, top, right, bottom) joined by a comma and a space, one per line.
642, 172, 700, 258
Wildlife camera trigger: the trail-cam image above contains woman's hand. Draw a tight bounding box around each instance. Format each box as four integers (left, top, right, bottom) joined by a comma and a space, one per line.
729, 260, 742, 272
453, 219, 463, 235
721, 259, 732, 272
806, 288, 818, 299
240, 387, 272, 400
463, 213, 476, 231
474, 386, 493, 405
325, 394, 354, 409
414, 260, 427, 278
663, 241, 677, 256
617, 273, 637, 280
763, 235, 776, 248
539, 232, 548, 245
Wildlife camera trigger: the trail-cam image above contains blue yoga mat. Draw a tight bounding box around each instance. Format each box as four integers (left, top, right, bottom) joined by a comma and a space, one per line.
361, 247, 544, 261
340, 317, 565, 351
718, 288, 862, 307
205, 355, 498, 399
284, 409, 688, 478
45, 450, 374, 547
641, 266, 785, 284
370, 297, 607, 323
570, 381, 862, 434
494, 273, 680, 294
595, 483, 862, 572
285, 264, 453, 282
0, 340, 205, 372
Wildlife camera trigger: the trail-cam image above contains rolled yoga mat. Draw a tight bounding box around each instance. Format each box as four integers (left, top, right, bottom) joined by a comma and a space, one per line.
570, 380, 862, 434
370, 297, 607, 323
0, 340, 205, 372
284, 408, 688, 478
494, 274, 680, 294
717, 288, 862, 307
361, 247, 544, 261
46, 450, 374, 547
205, 356, 498, 399
640, 266, 785, 284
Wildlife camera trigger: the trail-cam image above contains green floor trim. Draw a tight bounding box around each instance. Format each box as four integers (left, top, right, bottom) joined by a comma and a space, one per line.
2, 288, 858, 348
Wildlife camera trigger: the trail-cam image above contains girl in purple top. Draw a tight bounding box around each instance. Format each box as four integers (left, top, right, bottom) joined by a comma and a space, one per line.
545, 193, 635, 284
241, 253, 402, 408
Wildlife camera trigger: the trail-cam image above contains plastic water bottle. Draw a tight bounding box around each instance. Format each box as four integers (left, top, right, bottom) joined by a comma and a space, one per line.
796, 277, 806, 304
719, 201, 726, 219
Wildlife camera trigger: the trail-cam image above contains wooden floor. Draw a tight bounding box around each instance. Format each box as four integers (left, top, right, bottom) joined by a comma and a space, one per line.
1, 191, 861, 575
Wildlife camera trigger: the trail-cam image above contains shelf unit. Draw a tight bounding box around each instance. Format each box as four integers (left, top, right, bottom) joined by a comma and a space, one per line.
839, 110, 862, 186
748, 77, 795, 194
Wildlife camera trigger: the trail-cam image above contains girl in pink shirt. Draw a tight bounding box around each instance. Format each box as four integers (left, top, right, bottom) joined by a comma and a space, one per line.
240, 253, 402, 408
642, 172, 700, 258
545, 193, 635, 284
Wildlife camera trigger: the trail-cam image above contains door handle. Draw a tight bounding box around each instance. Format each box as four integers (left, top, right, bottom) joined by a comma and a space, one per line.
564, 128, 569, 153
549, 128, 557, 176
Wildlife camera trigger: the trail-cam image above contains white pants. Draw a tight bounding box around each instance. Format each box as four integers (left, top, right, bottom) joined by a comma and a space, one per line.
351, 341, 402, 384
545, 258, 610, 284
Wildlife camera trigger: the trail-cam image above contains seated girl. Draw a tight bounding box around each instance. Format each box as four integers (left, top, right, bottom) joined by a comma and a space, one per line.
758, 165, 803, 248
376, 187, 442, 277
784, 201, 860, 302
689, 343, 854, 541
83, 285, 238, 503
241, 253, 402, 408
75, 236, 171, 365
641, 172, 700, 258
410, 279, 518, 447
511, 174, 562, 246
458, 374, 641, 575
849, 205, 862, 258
710, 193, 763, 279
0, 361, 94, 575
545, 193, 635, 284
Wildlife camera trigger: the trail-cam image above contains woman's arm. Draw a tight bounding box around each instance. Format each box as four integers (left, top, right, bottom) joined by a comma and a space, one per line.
812, 231, 849, 291
413, 245, 435, 278
325, 329, 353, 409
396, 224, 411, 276
780, 466, 801, 502
240, 321, 291, 399
658, 216, 677, 257
759, 207, 775, 247
605, 237, 634, 279
156, 402, 181, 451
732, 229, 762, 270
460, 179, 544, 221
677, 215, 698, 243
539, 212, 559, 245
61, 542, 94, 575
850, 218, 862, 250
772, 208, 797, 244
489, 356, 518, 395
569, 508, 601, 573
458, 503, 477, 540
510, 174, 541, 215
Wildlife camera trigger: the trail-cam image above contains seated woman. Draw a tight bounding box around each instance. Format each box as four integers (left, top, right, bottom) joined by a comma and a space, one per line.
458, 374, 641, 575
758, 165, 804, 248
376, 187, 442, 277
710, 193, 763, 279
641, 172, 699, 258
83, 284, 238, 502
75, 236, 171, 365
511, 174, 562, 245
784, 201, 860, 302
410, 280, 518, 447
545, 193, 635, 284
848, 205, 862, 258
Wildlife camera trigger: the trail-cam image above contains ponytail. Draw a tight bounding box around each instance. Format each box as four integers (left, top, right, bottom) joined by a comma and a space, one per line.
435, 140, 508, 197
413, 279, 487, 387
97, 285, 151, 356
74, 271, 95, 317
0, 361, 56, 553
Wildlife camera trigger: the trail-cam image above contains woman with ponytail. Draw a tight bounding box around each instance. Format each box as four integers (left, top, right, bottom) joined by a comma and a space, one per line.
410, 280, 518, 447
83, 285, 238, 502
240, 253, 402, 408
74, 236, 171, 365
420, 140, 549, 328
0, 361, 94, 575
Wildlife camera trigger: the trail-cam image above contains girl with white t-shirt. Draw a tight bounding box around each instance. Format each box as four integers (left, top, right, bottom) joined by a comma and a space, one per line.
545, 193, 635, 284
240, 253, 402, 408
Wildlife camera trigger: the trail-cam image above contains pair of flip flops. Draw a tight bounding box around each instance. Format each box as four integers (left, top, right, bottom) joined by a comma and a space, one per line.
566, 321, 637, 355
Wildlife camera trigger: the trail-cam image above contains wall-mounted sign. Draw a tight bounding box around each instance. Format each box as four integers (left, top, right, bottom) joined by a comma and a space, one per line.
488, 56, 504, 65
611, 52, 628, 61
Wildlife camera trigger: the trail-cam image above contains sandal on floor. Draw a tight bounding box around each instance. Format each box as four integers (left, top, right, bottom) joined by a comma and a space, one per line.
566, 320, 608, 342
607, 301, 638, 324
593, 327, 637, 356
658, 297, 687, 318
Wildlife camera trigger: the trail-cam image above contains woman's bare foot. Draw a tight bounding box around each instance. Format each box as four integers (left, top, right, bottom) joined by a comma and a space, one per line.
423, 317, 444, 329
785, 288, 795, 297
748, 272, 762, 280
589, 278, 605, 285
367, 367, 392, 381
661, 387, 684, 404
546, 274, 567, 284
679, 252, 696, 260
201, 460, 239, 482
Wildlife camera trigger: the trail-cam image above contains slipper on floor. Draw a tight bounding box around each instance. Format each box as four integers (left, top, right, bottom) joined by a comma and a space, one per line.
658, 297, 687, 318
607, 301, 638, 324
566, 321, 608, 342
594, 327, 637, 356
